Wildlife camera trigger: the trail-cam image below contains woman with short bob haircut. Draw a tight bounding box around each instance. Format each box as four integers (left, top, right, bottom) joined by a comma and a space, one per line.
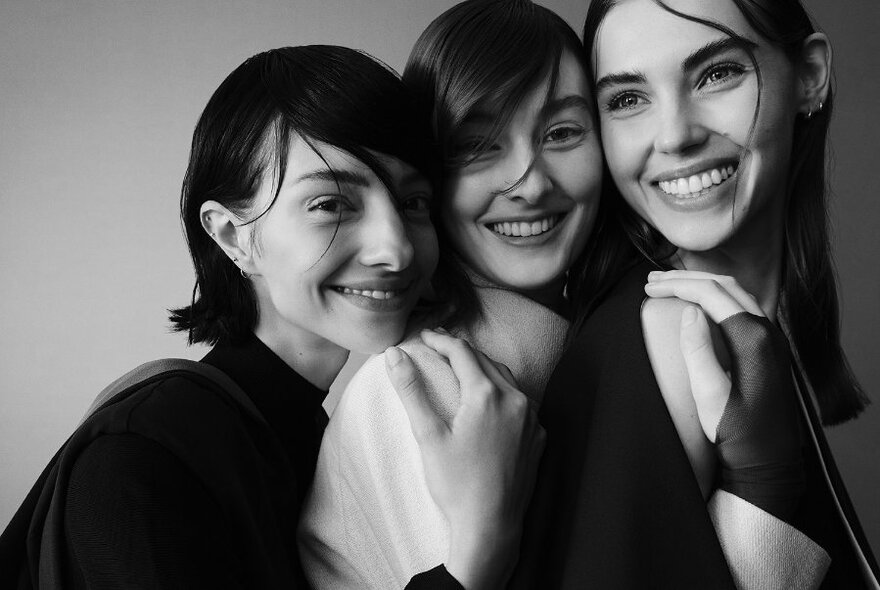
0, 45, 543, 589
528, 0, 879, 587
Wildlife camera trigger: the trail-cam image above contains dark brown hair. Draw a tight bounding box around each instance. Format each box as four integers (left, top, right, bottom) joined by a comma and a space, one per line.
578, 0, 867, 425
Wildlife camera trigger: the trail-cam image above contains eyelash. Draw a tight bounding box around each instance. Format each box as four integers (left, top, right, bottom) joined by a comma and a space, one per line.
604, 92, 644, 113
400, 194, 432, 218
604, 60, 748, 113
544, 124, 585, 145
699, 61, 746, 88
308, 195, 353, 215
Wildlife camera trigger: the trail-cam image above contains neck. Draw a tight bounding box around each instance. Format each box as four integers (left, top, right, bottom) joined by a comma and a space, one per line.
254, 321, 349, 392
517, 276, 568, 315
673, 226, 784, 321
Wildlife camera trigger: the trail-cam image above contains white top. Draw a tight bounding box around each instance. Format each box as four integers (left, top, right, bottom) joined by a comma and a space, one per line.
298, 278, 830, 589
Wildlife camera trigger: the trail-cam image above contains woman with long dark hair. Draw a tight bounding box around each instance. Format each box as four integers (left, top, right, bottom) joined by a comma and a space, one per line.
527, 0, 879, 587
0, 45, 544, 589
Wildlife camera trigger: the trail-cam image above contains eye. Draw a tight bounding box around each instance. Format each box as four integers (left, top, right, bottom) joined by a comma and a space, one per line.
308, 195, 353, 215
400, 193, 432, 219
544, 124, 585, 146
699, 62, 746, 88
605, 92, 646, 113
448, 135, 502, 165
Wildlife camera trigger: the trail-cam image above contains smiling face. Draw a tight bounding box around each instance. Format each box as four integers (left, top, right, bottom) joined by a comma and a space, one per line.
441, 50, 602, 298
593, 0, 802, 254
247, 135, 438, 355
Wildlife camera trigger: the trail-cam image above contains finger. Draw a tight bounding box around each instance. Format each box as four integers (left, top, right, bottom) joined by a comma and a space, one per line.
385, 346, 446, 443
645, 278, 761, 323
473, 350, 519, 390
647, 271, 763, 317
420, 330, 494, 404
680, 306, 732, 442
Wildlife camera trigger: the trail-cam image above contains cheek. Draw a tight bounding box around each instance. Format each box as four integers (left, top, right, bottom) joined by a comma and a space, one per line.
441, 182, 482, 237
600, 122, 640, 184
411, 223, 439, 274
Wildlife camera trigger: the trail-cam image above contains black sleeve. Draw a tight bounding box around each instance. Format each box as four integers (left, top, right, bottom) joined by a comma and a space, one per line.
64, 433, 245, 589
406, 564, 466, 590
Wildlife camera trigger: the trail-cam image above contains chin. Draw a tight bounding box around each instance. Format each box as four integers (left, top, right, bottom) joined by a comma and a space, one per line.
345, 326, 406, 356
661, 227, 732, 254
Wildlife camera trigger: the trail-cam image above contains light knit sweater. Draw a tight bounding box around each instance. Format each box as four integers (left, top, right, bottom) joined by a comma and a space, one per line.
298, 278, 830, 589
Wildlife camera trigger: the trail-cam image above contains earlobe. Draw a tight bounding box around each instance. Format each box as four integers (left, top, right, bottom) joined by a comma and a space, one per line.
199, 201, 256, 275
797, 33, 832, 117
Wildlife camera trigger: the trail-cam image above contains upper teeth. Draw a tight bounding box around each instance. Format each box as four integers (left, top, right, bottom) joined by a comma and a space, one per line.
491, 215, 559, 237
337, 287, 398, 300
659, 165, 736, 197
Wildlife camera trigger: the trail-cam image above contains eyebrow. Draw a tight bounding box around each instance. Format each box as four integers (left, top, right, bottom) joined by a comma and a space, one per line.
541, 95, 592, 118
681, 37, 758, 74
461, 95, 592, 129
595, 37, 758, 94
291, 168, 370, 188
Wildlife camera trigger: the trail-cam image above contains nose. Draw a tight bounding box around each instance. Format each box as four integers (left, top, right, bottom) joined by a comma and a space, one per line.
501, 142, 552, 204
653, 99, 709, 155
357, 198, 414, 272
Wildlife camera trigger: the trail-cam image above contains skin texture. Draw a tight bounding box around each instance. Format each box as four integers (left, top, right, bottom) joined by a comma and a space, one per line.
593, 0, 798, 266
441, 50, 602, 308
202, 135, 439, 388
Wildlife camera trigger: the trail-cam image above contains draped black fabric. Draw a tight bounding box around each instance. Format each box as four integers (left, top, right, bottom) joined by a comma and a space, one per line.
0, 336, 326, 589
514, 260, 737, 589
515, 260, 878, 589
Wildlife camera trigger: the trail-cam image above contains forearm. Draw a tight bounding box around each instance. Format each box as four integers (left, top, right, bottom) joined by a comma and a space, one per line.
709, 490, 829, 590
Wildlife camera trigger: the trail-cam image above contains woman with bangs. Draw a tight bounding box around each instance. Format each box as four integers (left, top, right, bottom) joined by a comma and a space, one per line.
299, 1, 838, 588
526, 0, 879, 588
0, 45, 544, 589
298, 2, 601, 588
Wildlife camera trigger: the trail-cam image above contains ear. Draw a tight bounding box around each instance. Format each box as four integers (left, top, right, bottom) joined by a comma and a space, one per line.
199, 201, 258, 275
796, 33, 832, 116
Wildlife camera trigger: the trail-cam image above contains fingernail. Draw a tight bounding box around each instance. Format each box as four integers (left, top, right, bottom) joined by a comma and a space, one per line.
647, 271, 660, 281
435, 326, 450, 335
682, 306, 698, 326
385, 346, 403, 367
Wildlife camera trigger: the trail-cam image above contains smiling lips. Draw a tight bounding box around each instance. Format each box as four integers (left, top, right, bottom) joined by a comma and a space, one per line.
658, 164, 737, 198
333, 287, 402, 300
489, 214, 560, 237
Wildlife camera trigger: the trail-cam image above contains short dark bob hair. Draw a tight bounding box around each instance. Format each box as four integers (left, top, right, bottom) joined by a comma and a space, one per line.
403, 0, 595, 328
169, 46, 437, 345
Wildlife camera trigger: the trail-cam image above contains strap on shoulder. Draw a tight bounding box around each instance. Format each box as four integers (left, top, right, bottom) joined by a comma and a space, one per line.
78, 358, 263, 427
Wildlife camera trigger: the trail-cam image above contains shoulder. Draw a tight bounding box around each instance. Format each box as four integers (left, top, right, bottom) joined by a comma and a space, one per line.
640, 297, 692, 359
82, 373, 267, 473
640, 296, 693, 408
121, 374, 249, 430
332, 334, 460, 429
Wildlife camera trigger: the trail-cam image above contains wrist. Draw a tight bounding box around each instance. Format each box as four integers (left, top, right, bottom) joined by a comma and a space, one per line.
445, 524, 520, 590
720, 459, 806, 523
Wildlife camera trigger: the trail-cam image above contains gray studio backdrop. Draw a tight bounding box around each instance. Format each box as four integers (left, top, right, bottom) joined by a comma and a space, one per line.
2, 0, 878, 557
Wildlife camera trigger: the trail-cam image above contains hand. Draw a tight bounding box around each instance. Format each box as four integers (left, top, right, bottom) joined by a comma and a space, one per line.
645, 271, 803, 518
385, 329, 545, 590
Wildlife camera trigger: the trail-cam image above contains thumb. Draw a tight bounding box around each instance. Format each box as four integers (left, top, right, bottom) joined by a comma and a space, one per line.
385, 346, 445, 444
680, 306, 731, 442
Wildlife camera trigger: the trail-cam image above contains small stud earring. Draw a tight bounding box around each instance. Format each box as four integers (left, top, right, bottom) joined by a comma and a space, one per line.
232, 257, 238, 262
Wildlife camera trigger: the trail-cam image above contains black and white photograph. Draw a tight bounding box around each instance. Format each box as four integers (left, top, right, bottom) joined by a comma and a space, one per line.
2, 0, 879, 587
